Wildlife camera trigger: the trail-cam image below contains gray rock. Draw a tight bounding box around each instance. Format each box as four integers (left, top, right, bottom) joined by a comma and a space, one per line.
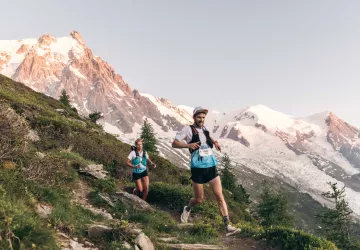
114, 192, 155, 211
26, 129, 40, 142
135, 233, 155, 250
78, 164, 108, 179
98, 193, 115, 207
36, 203, 52, 218
122, 241, 132, 249
36, 151, 45, 159
88, 225, 112, 238
83, 241, 95, 247
55, 109, 69, 115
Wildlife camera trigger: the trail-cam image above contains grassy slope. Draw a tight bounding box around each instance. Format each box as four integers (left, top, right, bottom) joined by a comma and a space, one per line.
0, 74, 341, 250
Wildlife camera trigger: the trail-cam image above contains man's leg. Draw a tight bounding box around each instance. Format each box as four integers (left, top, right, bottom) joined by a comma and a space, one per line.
181, 182, 204, 223
208, 176, 228, 216
188, 182, 204, 207
141, 176, 149, 201
209, 176, 240, 233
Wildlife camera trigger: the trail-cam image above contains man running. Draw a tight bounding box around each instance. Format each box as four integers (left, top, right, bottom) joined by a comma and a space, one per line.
172, 106, 240, 234
126, 138, 156, 201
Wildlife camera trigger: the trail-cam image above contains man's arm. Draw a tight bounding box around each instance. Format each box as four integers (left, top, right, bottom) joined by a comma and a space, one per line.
210, 136, 221, 152
172, 126, 200, 150
172, 139, 200, 150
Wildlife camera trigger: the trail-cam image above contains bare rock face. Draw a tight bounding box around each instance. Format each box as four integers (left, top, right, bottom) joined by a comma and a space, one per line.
227, 127, 250, 147
212, 125, 220, 133
70, 31, 85, 45
220, 125, 229, 138
325, 112, 360, 168
326, 112, 359, 150
255, 123, 267, 132
16, 44, 30, 54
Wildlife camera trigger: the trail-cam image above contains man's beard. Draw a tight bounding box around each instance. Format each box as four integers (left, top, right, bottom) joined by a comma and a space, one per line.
195, 121, 203, 127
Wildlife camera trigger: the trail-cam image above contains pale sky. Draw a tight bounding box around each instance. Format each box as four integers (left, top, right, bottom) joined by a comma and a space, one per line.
2, 0, 360, 127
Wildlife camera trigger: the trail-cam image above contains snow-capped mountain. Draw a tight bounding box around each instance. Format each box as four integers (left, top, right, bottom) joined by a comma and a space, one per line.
0, 31, 190, 135
1, 32, 360, 224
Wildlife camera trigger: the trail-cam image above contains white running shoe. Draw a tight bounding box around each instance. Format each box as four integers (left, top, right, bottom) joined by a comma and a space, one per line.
180, 206, 191, 223
226, 224, 241, 236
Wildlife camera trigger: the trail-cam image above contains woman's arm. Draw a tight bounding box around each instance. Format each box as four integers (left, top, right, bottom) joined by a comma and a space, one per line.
126, 158, 139, 169
146, 154, 156, 168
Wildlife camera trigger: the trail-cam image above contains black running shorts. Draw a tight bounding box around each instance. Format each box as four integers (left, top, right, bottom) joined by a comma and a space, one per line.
191, 166, 219, 184
132, 170, 148, 181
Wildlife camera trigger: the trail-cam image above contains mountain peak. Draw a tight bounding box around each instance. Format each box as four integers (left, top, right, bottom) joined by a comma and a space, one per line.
38, 34, 56, 46
70, 31, 85, 44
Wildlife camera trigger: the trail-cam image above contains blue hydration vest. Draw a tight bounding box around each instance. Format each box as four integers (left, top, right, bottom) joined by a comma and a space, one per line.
188, 125, 218, 168
131, 150, 147, 173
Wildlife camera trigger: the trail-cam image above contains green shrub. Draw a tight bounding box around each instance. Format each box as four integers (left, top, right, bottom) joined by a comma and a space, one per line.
30, 184, 71, 206
233, 184, 251, 205
92, 178, 118, 194
192, 201, 220, 221
127, 210, 176, 237
265, 226, 338, 250
146, 154, 190, 184
110, 200, 128, 217
56, 151, 92, 167
69, 133, 129, 167
189, 223, 219, 238
235, 221, 264, 238
258, 183, 295, 227
147, 182, 192, 211
89, 111, 103, 123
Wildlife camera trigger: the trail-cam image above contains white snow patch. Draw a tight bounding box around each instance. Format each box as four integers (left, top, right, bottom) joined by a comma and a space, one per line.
141, 93, 192, 124
49, 36, 84, 61
69, 65, 86, 79
0, 39, 37, 76
103, 123, 122, 136
177, 105, 194, 116
112, 82, 126, 97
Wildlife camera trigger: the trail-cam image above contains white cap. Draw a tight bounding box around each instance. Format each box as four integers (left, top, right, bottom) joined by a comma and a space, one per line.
193, 106, 209, 117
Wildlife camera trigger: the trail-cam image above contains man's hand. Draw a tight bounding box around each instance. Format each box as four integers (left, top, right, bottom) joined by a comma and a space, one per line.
133, 164, 140, 169
151, 162, 157, 169
188, 141, 200, 150
214, 141, 221, 152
